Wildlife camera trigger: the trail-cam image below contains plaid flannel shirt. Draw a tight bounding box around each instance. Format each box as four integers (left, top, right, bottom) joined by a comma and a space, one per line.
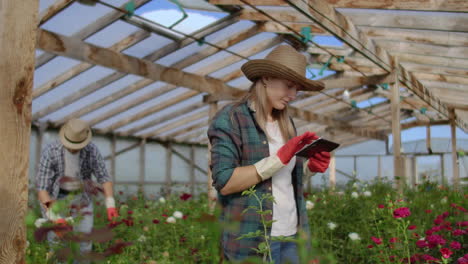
208, 101, 310, 261
36, 140, 111, 208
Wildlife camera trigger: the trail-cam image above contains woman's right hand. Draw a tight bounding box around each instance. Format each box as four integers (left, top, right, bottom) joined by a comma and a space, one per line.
277, 131, 318, 164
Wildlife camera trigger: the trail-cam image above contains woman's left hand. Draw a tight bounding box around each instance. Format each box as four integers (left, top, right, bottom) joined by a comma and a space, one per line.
307, 151, 331, 173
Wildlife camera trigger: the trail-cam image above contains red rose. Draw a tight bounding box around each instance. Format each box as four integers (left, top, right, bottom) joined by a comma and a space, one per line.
393, 207, 411, 218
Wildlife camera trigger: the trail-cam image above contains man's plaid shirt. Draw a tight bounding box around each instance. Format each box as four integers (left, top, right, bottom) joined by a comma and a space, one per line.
36, 140, 111, 206
208, 101, 310, 261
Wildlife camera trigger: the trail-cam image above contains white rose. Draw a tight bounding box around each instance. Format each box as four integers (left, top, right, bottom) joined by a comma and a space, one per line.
351, 192, 359, 198
159, 197, 166, 203
363, 191, 371, 197
166, 216, 176, 224
327, 222, 337, 230
306, 201, 315, 210
349, 232, 361, 241
173, 211, 183, 219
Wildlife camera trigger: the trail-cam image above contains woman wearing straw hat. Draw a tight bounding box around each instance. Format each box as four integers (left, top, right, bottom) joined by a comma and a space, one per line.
208, 45, 331, 263
36, 118, 118, 263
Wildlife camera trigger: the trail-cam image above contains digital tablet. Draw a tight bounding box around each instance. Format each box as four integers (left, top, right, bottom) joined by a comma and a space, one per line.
295, 138, 340, 158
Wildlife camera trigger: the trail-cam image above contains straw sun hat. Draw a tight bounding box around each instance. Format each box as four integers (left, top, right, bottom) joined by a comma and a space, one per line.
241, 45, 324, 91
59, 119, 92, 150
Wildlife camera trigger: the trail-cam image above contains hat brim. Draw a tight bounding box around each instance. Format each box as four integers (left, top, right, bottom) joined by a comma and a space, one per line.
59, 126, 92, 150
241, 59, 324, 91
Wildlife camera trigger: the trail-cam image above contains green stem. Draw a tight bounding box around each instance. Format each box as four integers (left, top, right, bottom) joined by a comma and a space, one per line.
253, 192, 272, 263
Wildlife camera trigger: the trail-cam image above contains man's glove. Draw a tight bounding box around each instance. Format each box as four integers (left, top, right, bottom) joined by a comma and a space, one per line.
105, 197, 119, 221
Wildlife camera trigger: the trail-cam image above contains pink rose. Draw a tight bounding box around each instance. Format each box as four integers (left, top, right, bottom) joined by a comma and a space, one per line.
393, 207, 411, 218
371, 236, 382, 245
440, 248, 453, 259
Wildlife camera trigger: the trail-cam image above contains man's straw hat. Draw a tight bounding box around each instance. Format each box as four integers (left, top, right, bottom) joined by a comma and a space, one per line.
59, 119, 92, 150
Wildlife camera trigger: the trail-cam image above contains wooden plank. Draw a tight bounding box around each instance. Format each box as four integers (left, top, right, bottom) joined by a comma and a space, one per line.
38, 0, 74, 26
139, 139, 146, 194
450, 109, 459, 190
391, 67, 404, 193
110, 134, 116, 183
376, 40, 468, 59
394, 53, 468, 70
190, 145, 195, 194
341, 9, 468, 32
287, 0, 468, 131
35, 0, 151, 68
412, 73, 468, 86
121, 101, 206, 136
165, 142, 173, 197
440, 154, 446, 186
103, 141, 141, 160
141, 110, 208, 138
259, 21, 330, 35
210, 0, 468, 12
208, 102, 218, 212
361, 27, 468, 47
0, 0, 38, 261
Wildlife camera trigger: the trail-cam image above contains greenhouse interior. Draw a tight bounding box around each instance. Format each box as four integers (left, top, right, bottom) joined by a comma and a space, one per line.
1, 0, 467, 263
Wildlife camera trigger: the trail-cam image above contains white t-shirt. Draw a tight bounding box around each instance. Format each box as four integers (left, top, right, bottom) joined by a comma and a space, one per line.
61, 150, 81, 191
265, 121, 297, 237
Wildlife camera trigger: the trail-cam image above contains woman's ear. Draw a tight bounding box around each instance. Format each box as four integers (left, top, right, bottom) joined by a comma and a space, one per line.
260, 76, 270, 86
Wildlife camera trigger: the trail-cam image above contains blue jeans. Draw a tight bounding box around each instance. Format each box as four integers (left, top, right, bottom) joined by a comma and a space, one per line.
47, 194, 94, 264
270, 235, 300, 264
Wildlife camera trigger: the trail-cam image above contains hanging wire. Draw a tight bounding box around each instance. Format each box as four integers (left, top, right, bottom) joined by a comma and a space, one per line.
239, 0, 392, 125
95, 0, 250, 60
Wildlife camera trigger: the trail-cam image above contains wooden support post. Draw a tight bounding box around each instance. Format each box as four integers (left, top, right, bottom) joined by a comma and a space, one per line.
426, 125, 432, 154
391, 67, 404, 194
208, 102, 218, 212
165, 142, 173, 198
111, 135, 116, 183
190, 145, 196, 195
353, 156, 357, 178
440, 154, 446, 186
139, 139, 146, 195
449, 109, 459, 190
0, 0, 38, 261
377, 155, 382, 181
328, 130, 336, 190
411, 156, 418, 188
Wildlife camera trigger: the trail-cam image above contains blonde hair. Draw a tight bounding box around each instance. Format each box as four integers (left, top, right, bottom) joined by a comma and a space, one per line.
233, 79, 296, 143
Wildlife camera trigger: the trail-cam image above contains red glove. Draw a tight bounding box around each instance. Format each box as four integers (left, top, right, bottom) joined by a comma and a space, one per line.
54, 218, 72, 238
277, 132, 318, 164
107, 207, 119, 222
307, 152, 331, 173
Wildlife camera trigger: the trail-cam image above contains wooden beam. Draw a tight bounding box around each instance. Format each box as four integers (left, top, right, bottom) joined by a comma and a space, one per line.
38, 0, 74, 26
341, 9, 468, 31
165, 142, 173, 197
139, 139, 146, 194
239, 8, 468, 31
110, 134, 116, 182
322, 73, 394, 90
0, 0, 38, 261
190, 145, 195, 194
103, 141, 141, 160
210, 0, 468, 12
141, 110, 208, 139
36, 28, 245, 105
208, 102, 218, 212
259, 21, 329, 35
287, 0, 468, 132
412, 73, 468, 86
376, 40, 468, 60
426, 125, 432, 154
35, 0, 151, 68
121, 101, 206, 136
360, 27, 468, 47
391, 66, 404, 193
401, 120, 449, 129
449, 109, 459, 190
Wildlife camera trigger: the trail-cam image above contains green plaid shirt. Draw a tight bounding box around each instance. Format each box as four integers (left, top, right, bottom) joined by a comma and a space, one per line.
208, 101, 310, 261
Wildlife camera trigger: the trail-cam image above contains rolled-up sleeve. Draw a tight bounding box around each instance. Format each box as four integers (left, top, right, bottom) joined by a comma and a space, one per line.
36, 147, 54, 191
208, 111, 242, 192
